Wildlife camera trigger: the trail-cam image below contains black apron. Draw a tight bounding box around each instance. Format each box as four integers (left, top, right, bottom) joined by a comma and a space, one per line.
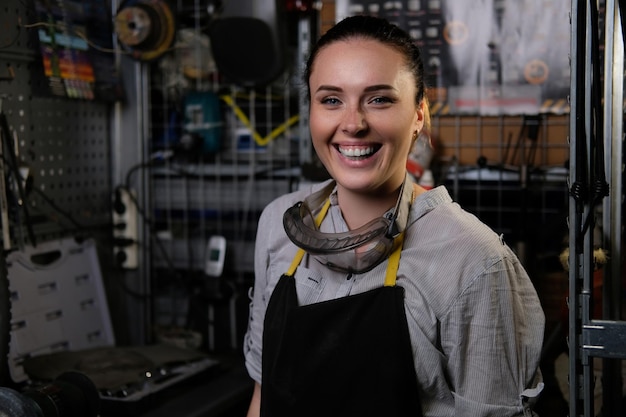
260, 230, 423, 417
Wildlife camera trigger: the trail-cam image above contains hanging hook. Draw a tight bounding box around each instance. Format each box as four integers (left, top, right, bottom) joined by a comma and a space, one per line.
0, 65, 15, 82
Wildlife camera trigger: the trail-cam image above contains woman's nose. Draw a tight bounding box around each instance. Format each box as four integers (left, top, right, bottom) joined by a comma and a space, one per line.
341, 105, 368, 135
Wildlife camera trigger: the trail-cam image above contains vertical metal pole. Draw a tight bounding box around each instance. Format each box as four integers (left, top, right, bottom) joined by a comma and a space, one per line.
298, 16, 312, 168
582, 4, 596, 415
111, 0, 152, 344
569, 0, 592, 414
568, 0, 580, 413
602, 0, 624, 414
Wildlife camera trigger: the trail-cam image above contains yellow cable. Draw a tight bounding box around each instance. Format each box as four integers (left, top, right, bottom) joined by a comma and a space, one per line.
220, 95, 299, 147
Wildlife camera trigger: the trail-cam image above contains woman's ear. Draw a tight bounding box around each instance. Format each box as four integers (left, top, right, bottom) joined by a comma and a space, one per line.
414, 101, 426, 133
418, 98, 431, 134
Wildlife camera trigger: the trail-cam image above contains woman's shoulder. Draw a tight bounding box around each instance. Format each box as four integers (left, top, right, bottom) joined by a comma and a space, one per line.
409, 186, 500, 244
401, 190, 524, 317
403, 185, 518, 286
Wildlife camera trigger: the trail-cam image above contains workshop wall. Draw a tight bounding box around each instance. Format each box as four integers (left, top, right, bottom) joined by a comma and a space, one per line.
0, 2, 114, 249
0, 0, 571, 352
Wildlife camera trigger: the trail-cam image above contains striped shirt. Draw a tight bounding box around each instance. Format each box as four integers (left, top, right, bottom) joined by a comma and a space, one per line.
244, 181, 545, 417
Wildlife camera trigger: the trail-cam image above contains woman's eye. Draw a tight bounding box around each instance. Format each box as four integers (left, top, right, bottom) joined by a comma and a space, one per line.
370, 96, 393, 104
321, 97, 341, 105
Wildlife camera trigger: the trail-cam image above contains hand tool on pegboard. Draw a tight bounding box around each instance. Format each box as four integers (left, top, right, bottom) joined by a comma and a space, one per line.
0, 103, 36, 248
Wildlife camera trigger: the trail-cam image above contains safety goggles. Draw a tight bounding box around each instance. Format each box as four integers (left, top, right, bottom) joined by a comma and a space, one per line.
283, 178, 411, 274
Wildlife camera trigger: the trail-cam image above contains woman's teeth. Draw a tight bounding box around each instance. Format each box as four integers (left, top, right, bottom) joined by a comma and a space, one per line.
338, 146, 375, 158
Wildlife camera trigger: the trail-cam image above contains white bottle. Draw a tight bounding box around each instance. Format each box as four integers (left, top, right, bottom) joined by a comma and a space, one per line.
205, 236, 226, 277
418, 169, 434, 190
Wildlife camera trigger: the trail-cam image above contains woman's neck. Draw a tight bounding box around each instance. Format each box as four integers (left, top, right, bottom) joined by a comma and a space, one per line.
336, 184, 402, 230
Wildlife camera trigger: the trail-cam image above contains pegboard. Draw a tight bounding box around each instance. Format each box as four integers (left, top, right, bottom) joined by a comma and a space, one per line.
0, 0, 112, 247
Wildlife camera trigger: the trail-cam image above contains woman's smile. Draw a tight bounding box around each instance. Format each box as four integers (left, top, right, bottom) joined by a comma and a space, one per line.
335, 144, 381, 160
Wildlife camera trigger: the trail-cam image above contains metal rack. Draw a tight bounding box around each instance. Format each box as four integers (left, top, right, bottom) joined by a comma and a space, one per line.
568, 0, 626, 416
141, 1, 303, 350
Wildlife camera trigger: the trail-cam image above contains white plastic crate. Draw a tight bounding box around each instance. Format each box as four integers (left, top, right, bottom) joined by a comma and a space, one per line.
7, 238, 115, 383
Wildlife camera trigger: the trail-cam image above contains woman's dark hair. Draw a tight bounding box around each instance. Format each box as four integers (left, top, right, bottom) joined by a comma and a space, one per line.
304, 15, 429, 126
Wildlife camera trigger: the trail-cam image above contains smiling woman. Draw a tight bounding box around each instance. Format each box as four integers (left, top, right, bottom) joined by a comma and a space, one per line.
308, 37, 423, 213
243, 15, 545, 417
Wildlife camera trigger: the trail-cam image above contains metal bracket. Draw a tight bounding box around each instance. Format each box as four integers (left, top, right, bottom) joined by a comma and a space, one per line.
582, 320, 626, 359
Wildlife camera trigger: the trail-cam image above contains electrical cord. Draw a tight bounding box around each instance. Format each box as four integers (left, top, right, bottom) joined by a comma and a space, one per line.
0, 153, 97, 240
0, 112, 35, 247
114, 156, 188, 299
117, 154, 259, 300
577, 0, 609, 239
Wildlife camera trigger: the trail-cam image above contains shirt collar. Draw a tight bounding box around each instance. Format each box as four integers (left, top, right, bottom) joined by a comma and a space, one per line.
327, 174, 416, 236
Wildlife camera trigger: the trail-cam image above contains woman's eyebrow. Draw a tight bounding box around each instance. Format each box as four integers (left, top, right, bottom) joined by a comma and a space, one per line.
364, 84, 396, 92
314, 85, 342, 93
314, 84, 396, 93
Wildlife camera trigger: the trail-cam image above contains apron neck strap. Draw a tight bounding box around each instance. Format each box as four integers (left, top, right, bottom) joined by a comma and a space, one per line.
383, 233, 404, 287
384, 183, 419, 286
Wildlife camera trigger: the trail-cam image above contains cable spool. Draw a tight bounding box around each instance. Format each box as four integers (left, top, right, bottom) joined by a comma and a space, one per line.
114, 0, 176, 61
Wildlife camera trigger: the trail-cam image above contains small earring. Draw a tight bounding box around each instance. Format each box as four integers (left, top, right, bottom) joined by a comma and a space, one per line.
412, 131, 418, 141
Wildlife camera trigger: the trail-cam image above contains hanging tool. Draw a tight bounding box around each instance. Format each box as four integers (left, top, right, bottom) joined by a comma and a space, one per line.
0, 106, 36, 247
504, 114, 541, 169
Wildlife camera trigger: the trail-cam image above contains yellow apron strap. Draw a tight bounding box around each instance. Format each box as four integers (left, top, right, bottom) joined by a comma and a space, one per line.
285, 248, 306, 277
285, 198, 332, 277
384, 233, 404, 287
384, 184, 418, 286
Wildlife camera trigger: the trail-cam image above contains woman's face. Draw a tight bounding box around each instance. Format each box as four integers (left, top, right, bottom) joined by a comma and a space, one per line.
308, 38, 424, 195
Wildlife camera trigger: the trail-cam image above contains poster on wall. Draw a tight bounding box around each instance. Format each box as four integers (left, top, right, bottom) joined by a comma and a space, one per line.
335, 0, 571, 116
31, 0, 123, 101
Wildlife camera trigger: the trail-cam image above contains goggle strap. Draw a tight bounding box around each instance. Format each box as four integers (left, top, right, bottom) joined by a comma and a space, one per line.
286, 197, 332, 277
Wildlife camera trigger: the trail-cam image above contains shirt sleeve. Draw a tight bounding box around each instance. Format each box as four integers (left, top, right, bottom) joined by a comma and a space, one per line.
441, 252, 545, 417
243, 204, 274, 384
